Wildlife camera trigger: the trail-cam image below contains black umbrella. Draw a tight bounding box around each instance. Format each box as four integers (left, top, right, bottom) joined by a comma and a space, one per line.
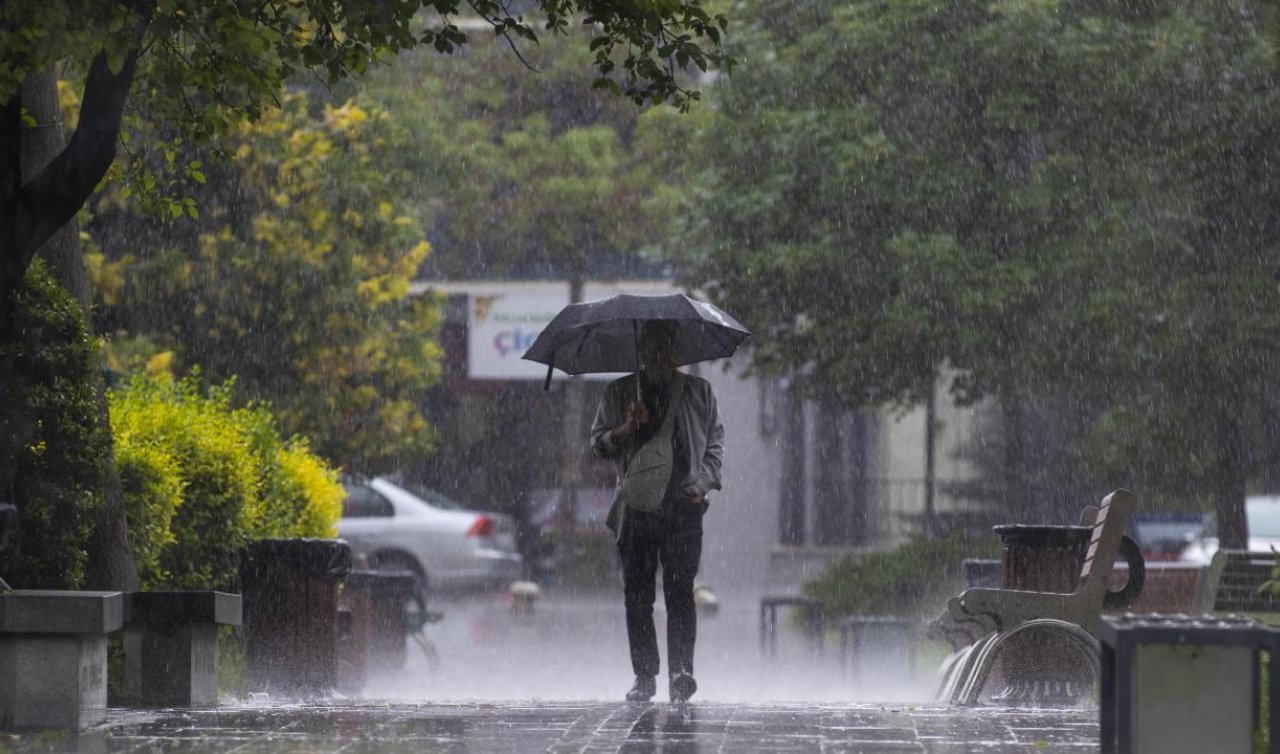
521, 293, 751, 389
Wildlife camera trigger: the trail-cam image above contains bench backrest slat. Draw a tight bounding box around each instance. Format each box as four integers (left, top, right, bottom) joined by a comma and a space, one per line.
1076, 490, 1135, 602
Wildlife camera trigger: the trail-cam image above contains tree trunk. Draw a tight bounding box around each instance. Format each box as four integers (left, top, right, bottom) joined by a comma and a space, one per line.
924, 378, 937, 537
1214, 408, 1248, 550
778, 383, 806, 546
21, 70, 137, 591
1003, 392, 1028, 523
22, 70, 90, 307
1, 28, 145, 305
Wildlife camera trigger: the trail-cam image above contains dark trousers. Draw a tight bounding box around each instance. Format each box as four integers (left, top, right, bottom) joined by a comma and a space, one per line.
618, 503, 704, 679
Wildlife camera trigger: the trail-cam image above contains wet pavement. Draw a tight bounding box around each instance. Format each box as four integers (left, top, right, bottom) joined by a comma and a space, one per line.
3, 701, 1098, 753
0, 592, 1100, 752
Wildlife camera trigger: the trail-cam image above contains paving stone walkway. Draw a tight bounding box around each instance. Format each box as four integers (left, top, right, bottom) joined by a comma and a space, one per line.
1, 701, 1098, 753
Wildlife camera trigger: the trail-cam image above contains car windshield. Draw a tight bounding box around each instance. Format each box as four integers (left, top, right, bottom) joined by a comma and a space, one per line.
1248, 498, 1280, 538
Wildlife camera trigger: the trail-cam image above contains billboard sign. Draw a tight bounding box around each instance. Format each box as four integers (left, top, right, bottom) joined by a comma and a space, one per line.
468, 291, 621, 381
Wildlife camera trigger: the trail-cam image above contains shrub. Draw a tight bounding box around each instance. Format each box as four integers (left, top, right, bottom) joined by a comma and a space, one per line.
551, 530, 619, 591
256, 443, 343, 540
110, 372, 344, 590
115, 443, 184, 587
803, 532, 1001, 620
0, 260, 107, 589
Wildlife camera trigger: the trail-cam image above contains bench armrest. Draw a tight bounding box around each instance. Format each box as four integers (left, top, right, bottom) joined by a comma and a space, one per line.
959, 587, 1087, 631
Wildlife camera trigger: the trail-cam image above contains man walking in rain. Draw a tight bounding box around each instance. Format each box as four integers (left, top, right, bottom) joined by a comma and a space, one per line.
590, 320, 724, 704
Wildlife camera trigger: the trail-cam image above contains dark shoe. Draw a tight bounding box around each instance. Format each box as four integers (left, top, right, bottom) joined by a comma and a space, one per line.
669, 672, 697, 703
625, 675, 657, 702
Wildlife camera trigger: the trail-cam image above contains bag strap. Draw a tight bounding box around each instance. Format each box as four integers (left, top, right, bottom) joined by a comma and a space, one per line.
655, 374, 686, 441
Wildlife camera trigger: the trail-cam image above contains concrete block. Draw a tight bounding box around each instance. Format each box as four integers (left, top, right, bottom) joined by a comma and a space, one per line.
0, 591, 122, 730
0, 590, 123, 634
122, 592, 241, 707
123, 624, 219, 707
125, 591, 242, 628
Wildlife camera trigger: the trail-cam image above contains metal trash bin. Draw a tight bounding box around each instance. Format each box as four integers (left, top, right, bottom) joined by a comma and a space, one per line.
1099, 613, 1280, 754
339, 570, 416, 691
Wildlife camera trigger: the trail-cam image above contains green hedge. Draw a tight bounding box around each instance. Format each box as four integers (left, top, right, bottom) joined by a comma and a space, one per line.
0, 260, 107, 589
110, 373, 344, 591
803, 532, 1001, 620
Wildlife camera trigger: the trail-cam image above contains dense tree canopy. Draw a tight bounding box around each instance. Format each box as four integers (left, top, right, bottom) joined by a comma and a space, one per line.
1, 0, 732, 304
685, 0, 1280, 542
347, 34, 709, 282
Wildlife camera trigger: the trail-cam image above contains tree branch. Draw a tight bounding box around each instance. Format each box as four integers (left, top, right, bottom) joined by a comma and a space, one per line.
3, 15, 150, 304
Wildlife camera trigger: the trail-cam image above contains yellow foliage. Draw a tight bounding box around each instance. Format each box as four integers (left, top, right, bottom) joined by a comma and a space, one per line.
405, 240, 432, 268
270, 445, 345, 538
84, 250, 132, 307
325, 100, 370, 134
145, 351, 175, 378
56, 79, 81, 130
307, 207, 331, 233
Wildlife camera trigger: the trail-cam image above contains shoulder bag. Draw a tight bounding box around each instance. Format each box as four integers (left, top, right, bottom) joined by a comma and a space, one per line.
614, 373, 686, 515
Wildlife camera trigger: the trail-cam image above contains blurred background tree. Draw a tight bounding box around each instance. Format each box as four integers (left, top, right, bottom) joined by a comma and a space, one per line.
680, 0, 1280, 545
86, 91, 443, 474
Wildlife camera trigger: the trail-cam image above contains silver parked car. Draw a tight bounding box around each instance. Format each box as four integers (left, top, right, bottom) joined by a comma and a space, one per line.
338, 476, 521, 593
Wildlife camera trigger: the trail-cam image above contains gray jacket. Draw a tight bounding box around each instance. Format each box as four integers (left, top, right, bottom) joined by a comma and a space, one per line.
590, 373, 725, 499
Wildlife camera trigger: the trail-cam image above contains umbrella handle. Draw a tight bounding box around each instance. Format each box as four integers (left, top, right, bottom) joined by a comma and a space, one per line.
543, 363, 554, 392
634, 319, 642, 401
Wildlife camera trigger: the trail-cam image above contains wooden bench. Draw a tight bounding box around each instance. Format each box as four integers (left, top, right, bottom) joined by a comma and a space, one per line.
946, 489, 1139, 638
934, 489, 1139, 704
837, 615, 916, 679
1191, 549, 1280, 615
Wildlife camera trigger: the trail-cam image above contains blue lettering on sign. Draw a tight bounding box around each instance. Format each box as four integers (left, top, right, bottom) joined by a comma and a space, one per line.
494, 328, 541, 357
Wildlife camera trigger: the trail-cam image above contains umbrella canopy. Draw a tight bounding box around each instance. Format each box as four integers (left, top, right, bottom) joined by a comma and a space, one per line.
522, 293, 750, 388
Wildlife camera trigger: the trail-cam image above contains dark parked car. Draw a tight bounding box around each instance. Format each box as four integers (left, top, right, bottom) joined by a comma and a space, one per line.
1128, 512, 1207, 562
522, 487, 618, 582
528, 486, 616, 534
